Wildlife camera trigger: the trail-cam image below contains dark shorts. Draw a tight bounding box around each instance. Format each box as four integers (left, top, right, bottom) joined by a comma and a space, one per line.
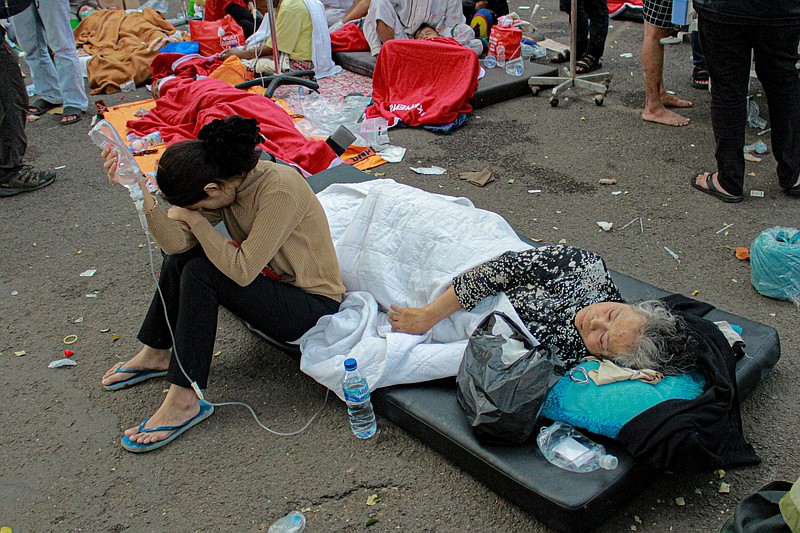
643, 0, 674, 28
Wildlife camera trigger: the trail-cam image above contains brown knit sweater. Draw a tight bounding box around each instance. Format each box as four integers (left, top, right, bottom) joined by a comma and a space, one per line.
146, 161, 345, 302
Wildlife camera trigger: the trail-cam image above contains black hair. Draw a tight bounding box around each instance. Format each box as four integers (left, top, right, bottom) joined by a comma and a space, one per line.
414, 22, 437, 37
156, 115, 263, 207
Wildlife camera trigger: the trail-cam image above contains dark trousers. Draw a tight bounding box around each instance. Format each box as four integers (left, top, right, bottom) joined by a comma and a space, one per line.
137, 246, 340, 389
0, 37, 28, 175
559, 0, 609, 59
699, 17, 800, 195
226, 4, 263, 39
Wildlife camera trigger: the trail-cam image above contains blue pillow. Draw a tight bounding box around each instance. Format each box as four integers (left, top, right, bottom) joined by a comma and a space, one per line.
160, 41, 200, 55
540, 360, 706, 438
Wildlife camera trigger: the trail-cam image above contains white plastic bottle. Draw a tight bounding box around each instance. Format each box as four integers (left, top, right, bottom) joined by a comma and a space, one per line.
341, 358, 377, 439
268, 510, 306, 533
496, 44, 506, 67
128, 131, 164, 154
537, 422, 619, 473
89, 119, 148, 229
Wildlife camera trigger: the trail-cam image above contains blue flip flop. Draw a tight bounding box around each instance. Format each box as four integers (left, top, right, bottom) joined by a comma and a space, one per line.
121, 400, 214, 453
103, 362, 168, 391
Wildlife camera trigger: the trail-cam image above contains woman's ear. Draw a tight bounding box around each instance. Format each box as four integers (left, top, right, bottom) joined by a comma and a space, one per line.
203, 183, 220, 194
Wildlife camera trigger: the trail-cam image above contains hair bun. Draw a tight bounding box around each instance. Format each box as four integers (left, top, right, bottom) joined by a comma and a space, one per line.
197, 116, 263, 173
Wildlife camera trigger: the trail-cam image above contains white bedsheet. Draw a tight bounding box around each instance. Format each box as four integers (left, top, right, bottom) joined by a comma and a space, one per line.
299, 180, 533, 400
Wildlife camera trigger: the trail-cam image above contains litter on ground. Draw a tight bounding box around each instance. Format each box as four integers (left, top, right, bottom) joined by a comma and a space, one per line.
49, 358, 78, 369
410, 166, 446, 175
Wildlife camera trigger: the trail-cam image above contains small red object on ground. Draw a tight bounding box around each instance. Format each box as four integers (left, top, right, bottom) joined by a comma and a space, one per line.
64, 349, 75, 357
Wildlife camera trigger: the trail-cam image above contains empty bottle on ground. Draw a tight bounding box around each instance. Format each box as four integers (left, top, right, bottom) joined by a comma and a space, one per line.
268, 510, 306, 533
537, 421, 618, 473
342, 357, 377, 439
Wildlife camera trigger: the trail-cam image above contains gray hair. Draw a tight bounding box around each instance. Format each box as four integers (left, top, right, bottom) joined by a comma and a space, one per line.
613, 300, 694, 375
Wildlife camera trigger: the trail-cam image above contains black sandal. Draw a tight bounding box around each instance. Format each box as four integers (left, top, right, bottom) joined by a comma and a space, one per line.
549, 49, 570, 63
691, 67, 710, 89
28, 98, 60, 116
60, 106, 85, 125
575, 54, 602, 74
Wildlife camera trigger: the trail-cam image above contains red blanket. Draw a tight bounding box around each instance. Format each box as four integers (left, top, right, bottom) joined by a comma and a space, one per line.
150, 53, 227, 83
127, 77, 336, 176
330, 23, 370, 52
365, 38, 479, 127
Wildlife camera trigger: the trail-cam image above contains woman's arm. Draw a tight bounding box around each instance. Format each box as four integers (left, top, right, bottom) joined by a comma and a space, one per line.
388, 286, 464, 334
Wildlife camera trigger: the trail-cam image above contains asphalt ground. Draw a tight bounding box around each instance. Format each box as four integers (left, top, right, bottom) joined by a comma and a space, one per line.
1, 3, 798, 532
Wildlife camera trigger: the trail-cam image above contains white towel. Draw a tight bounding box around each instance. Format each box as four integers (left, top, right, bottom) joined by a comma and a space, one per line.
246, 0, 341, 79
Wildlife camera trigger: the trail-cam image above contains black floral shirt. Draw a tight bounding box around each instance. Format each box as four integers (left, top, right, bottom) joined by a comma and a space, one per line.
452, 245, 623, 367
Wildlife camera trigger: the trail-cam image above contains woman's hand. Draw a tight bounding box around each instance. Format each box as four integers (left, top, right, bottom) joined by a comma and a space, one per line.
167, 206, 204, 229
387, 304, 436, 334
102, 145, 120, 185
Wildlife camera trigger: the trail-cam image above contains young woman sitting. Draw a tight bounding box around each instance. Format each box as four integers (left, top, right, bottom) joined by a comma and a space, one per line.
99, 115, 344, 452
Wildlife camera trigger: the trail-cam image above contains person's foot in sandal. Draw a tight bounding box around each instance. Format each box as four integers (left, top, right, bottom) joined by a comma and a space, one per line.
101, 346, 171, 389
0, 165, 56, 197
61, 106, 85, 125
691, 171, 744, 203
575, 54, 602, 75
28, 98, 60, 116
550, 49, 570, 63
691, 67, 709, 90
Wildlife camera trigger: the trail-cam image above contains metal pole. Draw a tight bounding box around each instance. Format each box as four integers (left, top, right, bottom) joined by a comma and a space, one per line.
266, 0, 281, 75
569, 0, 577, 77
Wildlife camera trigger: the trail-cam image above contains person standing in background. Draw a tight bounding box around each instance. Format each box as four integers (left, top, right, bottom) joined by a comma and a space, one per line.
12, 0, 89, 125
690, 0, 800, 202
0, 23, 56, 197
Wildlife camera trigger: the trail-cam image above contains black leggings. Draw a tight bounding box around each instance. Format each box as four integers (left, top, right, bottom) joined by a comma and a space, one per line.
137, 246, 340, 389
699, 17, 800, 195
226, 4, 263, 39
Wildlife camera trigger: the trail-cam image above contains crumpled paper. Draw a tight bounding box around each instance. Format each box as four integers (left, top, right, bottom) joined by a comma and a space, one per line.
458, 166, 495, 187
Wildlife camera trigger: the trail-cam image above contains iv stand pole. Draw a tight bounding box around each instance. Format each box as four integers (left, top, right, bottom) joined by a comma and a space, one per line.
527, 0, 612, 106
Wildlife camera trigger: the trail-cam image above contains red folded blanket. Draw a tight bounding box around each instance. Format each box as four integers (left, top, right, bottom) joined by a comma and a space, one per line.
330, 23, 370, 52
365, 38, 479, 127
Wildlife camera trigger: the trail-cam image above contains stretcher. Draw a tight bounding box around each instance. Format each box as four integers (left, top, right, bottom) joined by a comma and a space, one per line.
331, 51, 558, 109
253, 164, 781, 532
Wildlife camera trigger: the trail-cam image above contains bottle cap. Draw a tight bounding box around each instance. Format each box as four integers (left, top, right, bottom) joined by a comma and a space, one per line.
344, 357, 358, 371
600, 454, 619, 470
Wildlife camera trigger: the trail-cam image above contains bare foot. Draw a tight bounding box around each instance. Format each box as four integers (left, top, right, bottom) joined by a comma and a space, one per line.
642, 105, 691, 127
124, 386, 200, 445
101, 346, 171, 387
662, 93, 693, 108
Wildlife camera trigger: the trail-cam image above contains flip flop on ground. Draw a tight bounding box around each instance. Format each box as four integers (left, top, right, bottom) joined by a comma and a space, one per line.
103, 362, 168, 391
691, 172, 744, 203
28, 98, 60, 116
550, 49, 570, 63
61, 106, 85, 125
121, 400, 214, 453
0, 166, 56, 197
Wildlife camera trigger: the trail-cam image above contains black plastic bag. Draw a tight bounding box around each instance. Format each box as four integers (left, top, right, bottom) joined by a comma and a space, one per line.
456, 311, 565, 445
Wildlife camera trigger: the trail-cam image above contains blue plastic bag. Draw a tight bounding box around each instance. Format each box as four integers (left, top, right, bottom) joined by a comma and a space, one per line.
160, 41, 200, 55
750, 226, 800, 305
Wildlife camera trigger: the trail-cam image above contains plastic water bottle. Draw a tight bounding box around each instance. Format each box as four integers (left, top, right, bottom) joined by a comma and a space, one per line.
496, 44, 506, 67
268, 510, 306, 533
128, 131, 164, 154
89, 119, 148, 229
342, 358, 377, 439
537, 422, 618, 473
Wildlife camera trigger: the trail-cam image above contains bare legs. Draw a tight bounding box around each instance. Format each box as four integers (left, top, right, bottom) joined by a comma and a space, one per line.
641, 22, 692, 127
376, 20, 395, 43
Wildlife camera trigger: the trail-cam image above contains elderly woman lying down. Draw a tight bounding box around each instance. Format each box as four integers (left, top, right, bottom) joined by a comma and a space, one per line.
389, 245, 694, 374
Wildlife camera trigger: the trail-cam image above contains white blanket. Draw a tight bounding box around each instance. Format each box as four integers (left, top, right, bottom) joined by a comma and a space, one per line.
299, 180, 533, 400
